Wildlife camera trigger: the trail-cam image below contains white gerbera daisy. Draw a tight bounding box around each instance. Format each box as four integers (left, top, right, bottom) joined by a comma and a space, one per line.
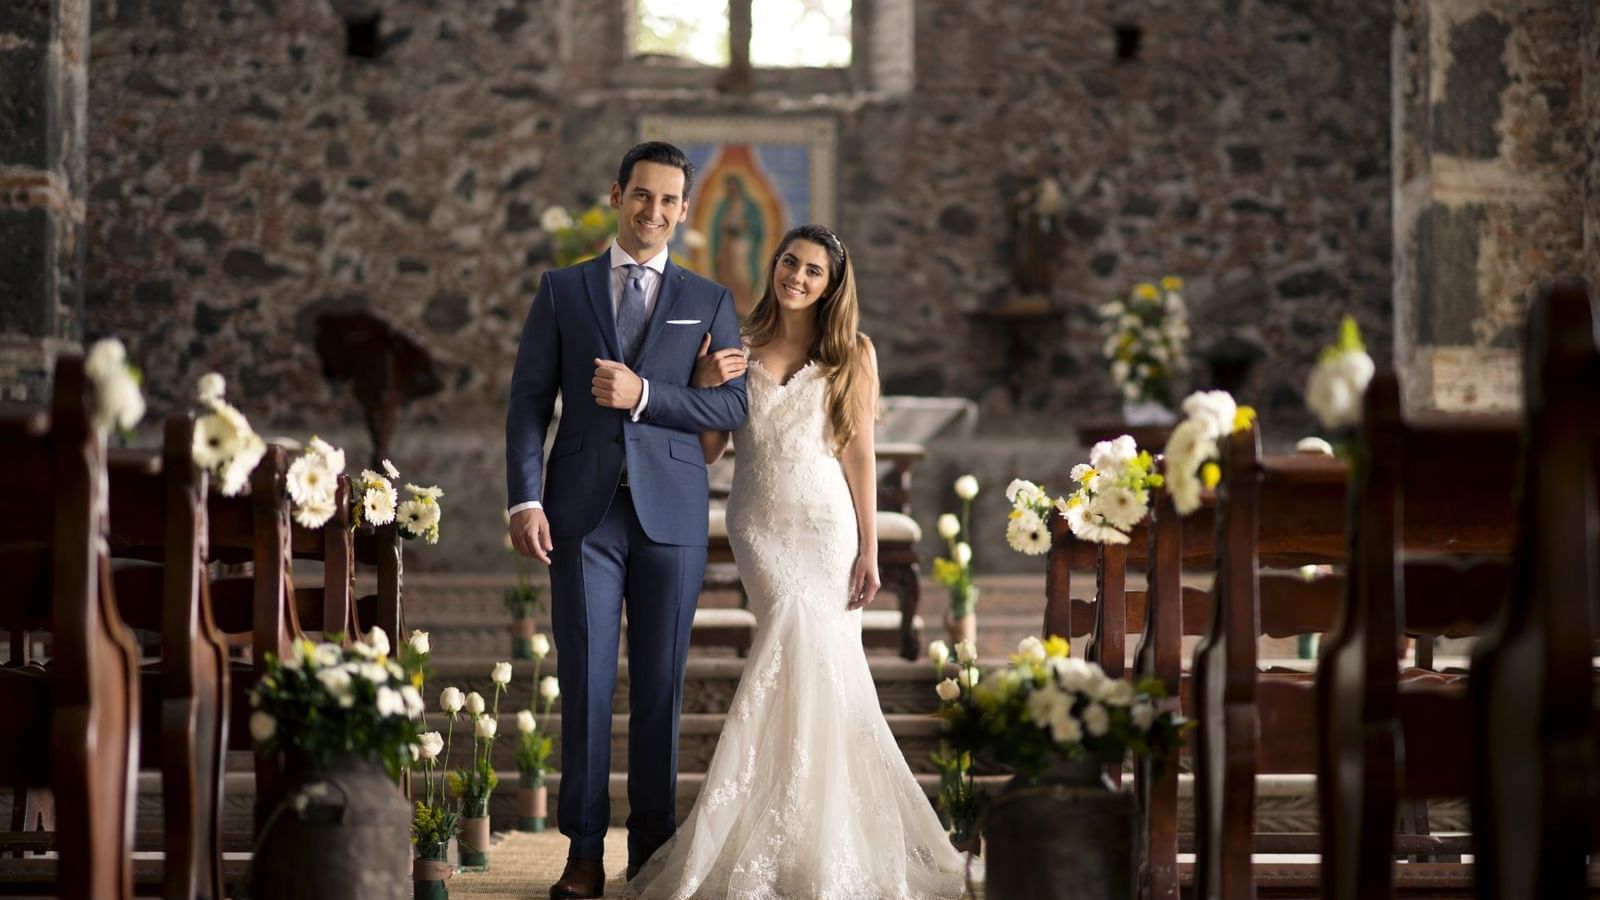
1006, 510, 1052, 556
193, 408, 242, 469
293, 494, 337, 529
363, 487, 396, 526
287, 453, 336, 506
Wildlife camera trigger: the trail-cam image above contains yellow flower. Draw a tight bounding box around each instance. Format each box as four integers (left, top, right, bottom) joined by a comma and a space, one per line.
1160, 276, 1184, 292
577, 206, 608, 232
1044, 635, 1071, 658
1232, 405, 1257, 433
1134, 283, 1159, 300
1066, 494, 1085, 509
1201, 462, 1222, 489
1009, 509, 1022, 520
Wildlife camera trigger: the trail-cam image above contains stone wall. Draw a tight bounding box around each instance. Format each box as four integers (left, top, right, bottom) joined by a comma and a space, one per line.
72, 0, 1395, 571
0, 0, 90, 402
1392, 0, 1588, 412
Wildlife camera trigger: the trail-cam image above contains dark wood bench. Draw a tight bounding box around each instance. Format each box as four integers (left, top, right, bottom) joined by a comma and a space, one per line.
0, 355, 141, 899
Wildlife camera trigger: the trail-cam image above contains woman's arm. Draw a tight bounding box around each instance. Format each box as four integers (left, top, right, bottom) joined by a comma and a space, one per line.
692, 333, 747, 464
839, 336, 881, 610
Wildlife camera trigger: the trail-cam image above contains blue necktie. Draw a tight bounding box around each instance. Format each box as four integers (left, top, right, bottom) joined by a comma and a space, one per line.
617, 264, 649, 364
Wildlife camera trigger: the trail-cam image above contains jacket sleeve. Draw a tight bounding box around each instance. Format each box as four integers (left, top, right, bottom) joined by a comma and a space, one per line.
505, 272, 561, 507
639, 286, 749, 432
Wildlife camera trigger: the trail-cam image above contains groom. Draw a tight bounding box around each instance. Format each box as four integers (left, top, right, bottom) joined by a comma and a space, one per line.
507, 142, 748, 899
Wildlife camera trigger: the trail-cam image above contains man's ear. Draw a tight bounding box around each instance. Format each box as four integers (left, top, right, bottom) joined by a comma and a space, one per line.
677, 202, 690, 223
609, 182, 622, 208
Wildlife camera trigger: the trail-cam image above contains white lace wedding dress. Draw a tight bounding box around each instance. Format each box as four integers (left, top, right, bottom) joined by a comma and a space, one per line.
625, 359, 967, 900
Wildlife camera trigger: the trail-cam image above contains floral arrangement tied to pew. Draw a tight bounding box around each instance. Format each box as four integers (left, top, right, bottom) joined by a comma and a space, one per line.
1297, 315, 1376, 457
1161, 390, 1257, 514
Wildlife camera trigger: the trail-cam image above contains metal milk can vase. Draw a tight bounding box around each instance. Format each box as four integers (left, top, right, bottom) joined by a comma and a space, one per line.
251, 754, 412, 899
983, 758, 1133, 900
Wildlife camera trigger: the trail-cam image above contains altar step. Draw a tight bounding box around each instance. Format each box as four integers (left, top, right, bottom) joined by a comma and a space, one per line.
108, 768, 1460, 838
426, 655, 951, 717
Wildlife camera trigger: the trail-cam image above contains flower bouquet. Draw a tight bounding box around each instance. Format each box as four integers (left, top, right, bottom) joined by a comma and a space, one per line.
446, 663, 511, 870
512, 646, 559, 832
1100, 278, 1190, 422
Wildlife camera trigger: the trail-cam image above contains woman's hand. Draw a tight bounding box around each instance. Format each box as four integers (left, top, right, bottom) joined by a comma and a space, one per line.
692, 333, 749, 388
848, 553, 881, 610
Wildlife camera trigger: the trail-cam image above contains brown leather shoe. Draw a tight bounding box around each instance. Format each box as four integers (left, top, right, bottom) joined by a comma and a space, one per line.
550, 857, 605, 899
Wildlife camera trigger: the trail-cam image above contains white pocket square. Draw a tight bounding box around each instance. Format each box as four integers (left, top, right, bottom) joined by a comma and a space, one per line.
667, 319, 702, 325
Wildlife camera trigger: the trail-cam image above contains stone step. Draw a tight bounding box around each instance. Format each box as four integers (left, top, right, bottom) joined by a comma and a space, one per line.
111, 768, 1458, 838
222, 711, 970, 777
424, 655, 955, 716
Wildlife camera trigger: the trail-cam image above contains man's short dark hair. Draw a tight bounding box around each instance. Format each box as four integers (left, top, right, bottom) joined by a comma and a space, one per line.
617, 142, 696, 199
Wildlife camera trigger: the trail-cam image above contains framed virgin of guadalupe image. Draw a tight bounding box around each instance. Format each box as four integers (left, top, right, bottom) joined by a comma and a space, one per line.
638, 115, 838, 315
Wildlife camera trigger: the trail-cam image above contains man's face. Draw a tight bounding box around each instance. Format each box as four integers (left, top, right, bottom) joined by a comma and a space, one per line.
610, 161, 689, 259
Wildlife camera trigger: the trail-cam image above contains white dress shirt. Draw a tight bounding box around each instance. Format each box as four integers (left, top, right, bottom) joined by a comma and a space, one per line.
509, 240, 669, 516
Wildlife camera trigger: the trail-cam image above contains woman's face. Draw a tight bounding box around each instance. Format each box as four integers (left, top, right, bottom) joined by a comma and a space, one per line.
771, 239, 832, 313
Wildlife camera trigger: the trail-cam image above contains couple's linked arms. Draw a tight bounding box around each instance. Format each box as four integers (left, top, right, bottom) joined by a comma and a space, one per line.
508, 277, 748, 563
692, 336, 881, 610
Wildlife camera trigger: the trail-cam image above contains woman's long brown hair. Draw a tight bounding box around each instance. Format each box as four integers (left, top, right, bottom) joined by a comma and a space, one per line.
742, 224, 873, 453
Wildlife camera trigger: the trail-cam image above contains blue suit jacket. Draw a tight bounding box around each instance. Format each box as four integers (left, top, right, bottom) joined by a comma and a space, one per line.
506, 253, 748, 546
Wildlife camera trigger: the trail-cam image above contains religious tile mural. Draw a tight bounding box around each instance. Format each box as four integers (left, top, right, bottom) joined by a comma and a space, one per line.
639, 116, 837, 312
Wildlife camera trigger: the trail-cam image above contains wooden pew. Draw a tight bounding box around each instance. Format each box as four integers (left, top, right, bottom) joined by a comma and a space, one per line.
203, 446, 300, 829
1470, 278, 1600, 898
1313, 373, 1521, 900
0, 355, 141, 899
102, 415, 230, 900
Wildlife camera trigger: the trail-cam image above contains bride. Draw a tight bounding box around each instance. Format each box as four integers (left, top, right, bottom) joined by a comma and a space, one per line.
624, 225, 967, 900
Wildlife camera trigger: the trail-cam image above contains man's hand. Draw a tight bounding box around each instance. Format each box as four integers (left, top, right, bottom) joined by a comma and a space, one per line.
592, 359, 644, 409
692, 333, 748, 389
509, 507, 554, 565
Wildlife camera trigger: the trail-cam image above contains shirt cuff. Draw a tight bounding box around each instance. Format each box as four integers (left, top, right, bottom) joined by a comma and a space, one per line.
631, 378, 650, 422
508, 500, 543, 516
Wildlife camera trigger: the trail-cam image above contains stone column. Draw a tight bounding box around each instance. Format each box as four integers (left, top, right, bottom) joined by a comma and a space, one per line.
1392, 0, 1586, 412
1584, 0, 1599, 293
0, 0, 89, 403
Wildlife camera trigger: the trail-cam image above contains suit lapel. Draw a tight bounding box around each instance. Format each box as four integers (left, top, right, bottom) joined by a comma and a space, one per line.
583, 254, 621, 360
631, 259, 688, 370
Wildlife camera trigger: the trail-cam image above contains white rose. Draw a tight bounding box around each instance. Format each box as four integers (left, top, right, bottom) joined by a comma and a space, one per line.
440, 686, 464, 714
475, 715, 498, 739
953, 475, 979, 500
937, 514, 961, 540
1295, 436, 1335, 456
409, 629, 430, 656
955, 542, 972, 567
1054, 656, 1095, 694
927, 640, 950, 666
1026, 684, 1069, 728
935, 678, 961, 702
539, 676, 561, 702
1082, 703, 1111, 737
959, 667, 981, 688
955, 640, 978, 664
517, 710, 537, 734
1181, 390, 1238, 440
317, 667, 353, 700
249, 711, 276, 743
197, 372, 226, 404
491, 661, 513, 686
1050, 710, 1083, 744
1131, 702, 1156, 732
401, 685, 424, 718
465, 691, 486, 716
364, 627, 391, 658
1097, 679, 1136, 707
376, 686, 407, 717
539, 205, 572, 232
418, 731, 444, 760
1017, 636, 1047, 662
531, 634, 551, 658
